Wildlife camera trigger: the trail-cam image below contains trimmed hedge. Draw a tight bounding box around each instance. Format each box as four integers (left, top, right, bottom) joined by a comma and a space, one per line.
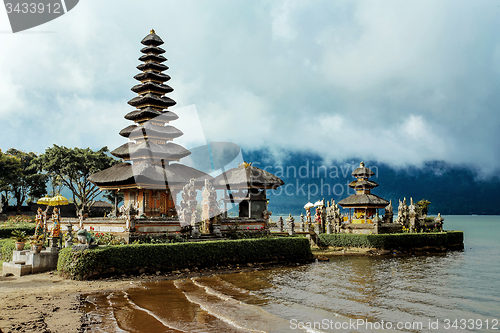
0, 227, 36, 239
58, 237, 313, 280
319, 231, 464, 250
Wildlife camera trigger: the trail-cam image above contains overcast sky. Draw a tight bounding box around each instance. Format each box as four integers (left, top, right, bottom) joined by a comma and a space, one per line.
1, 0, 499, 176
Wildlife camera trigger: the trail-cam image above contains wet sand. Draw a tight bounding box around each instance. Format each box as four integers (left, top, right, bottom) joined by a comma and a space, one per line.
0, 271, 136, 332
0, 261, 309, 333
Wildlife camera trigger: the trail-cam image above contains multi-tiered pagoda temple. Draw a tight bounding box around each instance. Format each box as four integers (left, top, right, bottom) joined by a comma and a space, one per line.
338, 162, 389, 224
89, 30, 211, 218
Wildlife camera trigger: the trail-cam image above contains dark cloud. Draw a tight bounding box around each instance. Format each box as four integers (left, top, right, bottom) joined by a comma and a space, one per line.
0, 0, 498, 175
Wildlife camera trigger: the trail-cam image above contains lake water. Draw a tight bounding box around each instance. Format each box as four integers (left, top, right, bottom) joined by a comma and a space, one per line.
83, 216, 500, 332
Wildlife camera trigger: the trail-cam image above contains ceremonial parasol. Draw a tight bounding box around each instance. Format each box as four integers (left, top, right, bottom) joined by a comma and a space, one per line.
304, 202, 314, 210
314, 200, 324, 207
49, 194, 69, 206
36, 195, 51, 205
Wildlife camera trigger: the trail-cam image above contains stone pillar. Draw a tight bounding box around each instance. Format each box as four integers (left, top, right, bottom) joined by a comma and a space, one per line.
286, 214, 295, 235
191, 211, 201, 238
321, 205, 327, 234
65, 221, 74, 248
300, 213, 305, 232
278, 216, 284, 232
326, 215, 332, 234
47, 237, 60, 252
373, 213, 381, 234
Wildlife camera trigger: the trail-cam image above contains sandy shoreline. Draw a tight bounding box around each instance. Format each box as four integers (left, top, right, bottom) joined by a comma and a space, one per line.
0, 247, 453, 332
0, 261, 311, 333
0, 271, 138, 332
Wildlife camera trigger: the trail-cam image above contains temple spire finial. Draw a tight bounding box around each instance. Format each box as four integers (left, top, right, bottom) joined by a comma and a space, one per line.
150, 29, 156, 34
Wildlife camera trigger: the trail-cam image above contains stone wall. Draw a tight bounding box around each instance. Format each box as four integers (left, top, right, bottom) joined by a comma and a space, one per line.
52, 216, 267, 243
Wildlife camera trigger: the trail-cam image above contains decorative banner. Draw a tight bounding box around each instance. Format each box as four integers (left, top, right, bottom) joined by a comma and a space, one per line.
3, 0, 79, 33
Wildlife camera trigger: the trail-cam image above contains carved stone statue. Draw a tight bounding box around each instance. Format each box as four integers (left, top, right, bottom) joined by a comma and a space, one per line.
51, 207, 61, 238
396, 198, 409, 228
201, 179, 220, 234
76, 229, 95, 245
178, 179, 197, 228
434, 213, 444, 232
408, 198, 418, 232
262, 208, 272, 229
35, 207, 44, 237
384, 200, 394, 224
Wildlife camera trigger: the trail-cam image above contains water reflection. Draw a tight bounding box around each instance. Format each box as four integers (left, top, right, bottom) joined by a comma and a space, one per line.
84, 216, 500, 333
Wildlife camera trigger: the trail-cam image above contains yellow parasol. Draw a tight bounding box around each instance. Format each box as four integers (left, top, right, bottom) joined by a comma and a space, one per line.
49, 194, 69, 206
37, 195, 51, 205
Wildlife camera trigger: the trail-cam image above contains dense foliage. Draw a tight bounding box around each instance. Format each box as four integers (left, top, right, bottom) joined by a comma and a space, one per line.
36, 145, 120, 214
416, 199, 431, 216
319, 231, 463, 250
58, 237, 313, 280
0, 149, 47, 213
0, 226, 35, 239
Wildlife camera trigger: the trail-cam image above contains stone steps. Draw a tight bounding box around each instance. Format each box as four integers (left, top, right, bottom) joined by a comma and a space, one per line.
2, 250, 59, 277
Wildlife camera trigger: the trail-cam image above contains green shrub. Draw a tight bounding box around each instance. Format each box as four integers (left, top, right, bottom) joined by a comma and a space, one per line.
58, 237, 312, 280
0, 239, 30, 262
0, 227, 36, 239
319, 231, 463, 250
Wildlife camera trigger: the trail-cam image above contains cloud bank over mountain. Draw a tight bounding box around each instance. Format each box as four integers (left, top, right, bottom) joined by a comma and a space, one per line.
0, 0, 499, 176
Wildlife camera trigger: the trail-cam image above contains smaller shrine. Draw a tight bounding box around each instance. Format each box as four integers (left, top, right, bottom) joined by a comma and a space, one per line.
213, 162, 284, 221
338, 162, 389, 224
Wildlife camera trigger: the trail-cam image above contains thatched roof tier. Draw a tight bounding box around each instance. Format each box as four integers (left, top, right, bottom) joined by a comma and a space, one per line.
140, 46, 166, 55
348, 179, 379, 189
137, 62, 168, 72
139, 54, 167, 63
119, 124, 183, 139
338, 194, 389, 208
131, 82, 173, 95
134, 72, 171, 83
111, 141, 190, 160
141, 32, 164, 46
89, 162, 213, 189
127, 93, 176, 108
213, 163, 284, 190
351, 161, 375, 177
124, 108, 178, 122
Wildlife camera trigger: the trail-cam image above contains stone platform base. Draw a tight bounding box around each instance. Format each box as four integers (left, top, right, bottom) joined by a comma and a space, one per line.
2, 250, 59, 277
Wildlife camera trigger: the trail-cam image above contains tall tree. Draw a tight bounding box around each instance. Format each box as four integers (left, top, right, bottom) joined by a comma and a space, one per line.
2, 149, 47, 214
103, 190, 124, 206
0, 150, 20, 211
37, 145, 120, 214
